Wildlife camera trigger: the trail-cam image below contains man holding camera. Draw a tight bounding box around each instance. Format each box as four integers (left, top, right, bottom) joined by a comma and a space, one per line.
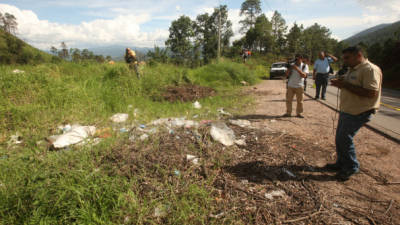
326, 46, 382, 181
313, 51, 338, 100
283, 54, 308, 118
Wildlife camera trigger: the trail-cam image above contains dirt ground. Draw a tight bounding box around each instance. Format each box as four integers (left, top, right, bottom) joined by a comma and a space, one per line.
102, 80, 399, 224
242, 80, 400, 224
161, 84, 216, 102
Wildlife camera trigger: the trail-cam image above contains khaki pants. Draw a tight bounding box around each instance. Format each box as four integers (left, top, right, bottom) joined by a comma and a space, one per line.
286, 87, 304, 115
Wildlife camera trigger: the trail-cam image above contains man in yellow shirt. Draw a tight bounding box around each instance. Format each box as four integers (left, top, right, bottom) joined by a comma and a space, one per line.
327, 46, 382, 181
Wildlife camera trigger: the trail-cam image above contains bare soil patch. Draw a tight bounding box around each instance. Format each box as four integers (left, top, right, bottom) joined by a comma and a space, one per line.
161, 84, 216, 102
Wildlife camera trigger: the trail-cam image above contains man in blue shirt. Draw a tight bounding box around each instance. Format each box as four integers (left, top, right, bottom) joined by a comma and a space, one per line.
313, 51, 338, 100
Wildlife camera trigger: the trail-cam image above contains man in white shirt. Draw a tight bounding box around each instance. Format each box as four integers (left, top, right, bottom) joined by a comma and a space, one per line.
313, 51, 338, 100
283, 54, 308, 118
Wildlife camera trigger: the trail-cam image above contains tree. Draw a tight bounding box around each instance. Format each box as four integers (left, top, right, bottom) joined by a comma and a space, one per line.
50, 46, 58, 56
239, 0, 262, 33
301, 23, 334, 60
165, 15, 195, 65
1, 12, 18, 34
194, 5, 233, 63
253, 14, 273, 52
286, 23, 303, 54
70, 48, 81, 62
271, 11, 287, 55
147, 46, 169, 64
59, 42, 69, 59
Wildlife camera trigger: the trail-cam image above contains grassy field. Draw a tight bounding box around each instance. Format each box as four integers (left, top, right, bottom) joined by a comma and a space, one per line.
0, 60, 263, 224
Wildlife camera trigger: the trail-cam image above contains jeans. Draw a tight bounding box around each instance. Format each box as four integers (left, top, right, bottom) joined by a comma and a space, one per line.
335, 111, 373, 172
315, 73, 329, 98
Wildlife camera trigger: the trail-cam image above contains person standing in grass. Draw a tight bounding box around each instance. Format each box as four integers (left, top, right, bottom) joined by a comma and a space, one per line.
326, 46, 382, 181
125, 48, 140, 79
313, 51, 338, 100
283, 54, 308, 118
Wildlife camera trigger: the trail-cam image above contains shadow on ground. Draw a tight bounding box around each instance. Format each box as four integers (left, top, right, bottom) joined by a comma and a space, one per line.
225, 161, 338, 183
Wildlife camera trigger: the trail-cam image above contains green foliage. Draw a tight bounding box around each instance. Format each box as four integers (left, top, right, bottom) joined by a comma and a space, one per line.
0, 30, 51, 64
239, 0, 262, 33
165, 16, 195, 65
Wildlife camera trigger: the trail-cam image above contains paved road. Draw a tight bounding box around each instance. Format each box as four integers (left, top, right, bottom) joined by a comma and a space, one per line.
304, 78, 400, 141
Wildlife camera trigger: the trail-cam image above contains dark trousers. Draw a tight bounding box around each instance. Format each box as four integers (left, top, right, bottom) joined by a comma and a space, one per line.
315, 73, 329, 98
304, 78, 307, 91
335, 111, 373, 172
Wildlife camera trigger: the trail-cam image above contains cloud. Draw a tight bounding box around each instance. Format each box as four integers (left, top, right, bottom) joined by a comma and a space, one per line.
0, 3, 169, 50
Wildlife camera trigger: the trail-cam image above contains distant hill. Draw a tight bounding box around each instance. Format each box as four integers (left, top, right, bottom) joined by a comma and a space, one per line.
88, 45, 153, 60
0, 30, 52, 64
344, 20, 400, 46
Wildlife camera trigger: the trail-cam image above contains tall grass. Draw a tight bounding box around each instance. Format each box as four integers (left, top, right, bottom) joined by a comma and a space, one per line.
0, 60, 258, 224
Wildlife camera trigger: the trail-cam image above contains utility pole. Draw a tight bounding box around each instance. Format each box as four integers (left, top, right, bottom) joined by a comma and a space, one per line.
217, 5, 221, 62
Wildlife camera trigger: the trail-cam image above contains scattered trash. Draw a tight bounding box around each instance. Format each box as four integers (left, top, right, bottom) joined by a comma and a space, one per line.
50, 125, 96, 149
186, 154, 200, 165
174, 170, 181, 176
210, 212, 225, 219
193, 114, 199, 119
200, 120, 213, 125
210, 122, 236, 146
129, 135, 136, 142
151, 118, 199, 129
270, 119, 277, 123
234, 139, 246, 146
193, 101, 202, 109
58, 124, 72, 133
241, 179, 249, 185
119, 128, 129, 133
139, 124, 146, 129
217, 108, 232, 116
282, 168, 296, 178
12, 69, 25, 74
229, 119, 252, 128
110, 113, 129, 123
128, 105, 133, 109
8, 132, 23, 146
264, 190, 286, 200
240, 81, 249, 86
133, 109, 139, 117
140, 134, 149, 141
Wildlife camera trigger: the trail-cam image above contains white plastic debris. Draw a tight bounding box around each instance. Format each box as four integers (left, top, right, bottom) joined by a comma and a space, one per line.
110, 113, 129, 123
193, 101, 202, 109
8, 132, 23, 146
217, 108, 232, 116
150, 117, 199, 129
240, 81, 249, 86
58, 124, 72, 133
210, 122, 236, 146
186, 154, 200, 165
229, 119, 252, 128
234, 139, 246, 146
12, 69, 25, 74
270, 119, 277, 123
139, 134, 149, 141
264, 190, 286, 200
51, 125, 96, 149
282, 168, 296, 178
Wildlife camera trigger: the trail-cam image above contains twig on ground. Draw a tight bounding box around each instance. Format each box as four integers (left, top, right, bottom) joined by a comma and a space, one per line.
384, 199, 394, 215
282, 211, 325, 223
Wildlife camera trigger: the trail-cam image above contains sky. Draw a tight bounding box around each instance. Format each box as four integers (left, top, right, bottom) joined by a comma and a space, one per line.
0, 0, 400, 50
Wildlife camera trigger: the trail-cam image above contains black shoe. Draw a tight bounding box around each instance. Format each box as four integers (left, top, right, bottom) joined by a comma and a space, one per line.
322, 163, 341, 172
282, 114, 291, 117
335, 169, 359, 182
314, 97, 319, 100
296, 114, 304, 118
322, 97, 326, 100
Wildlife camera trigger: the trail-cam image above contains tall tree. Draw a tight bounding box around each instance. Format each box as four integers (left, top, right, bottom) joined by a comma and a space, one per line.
286, 23, 303, 54
301, 23, 334, 60
253, 14, 273, 52
1, 13, 18, 34
194, 5, 233, 63
239, 0, 262, 33
165, 15, 194, 65
59, 42, 69, 59
271, 11, 287, 55
50, 46, 58, 56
